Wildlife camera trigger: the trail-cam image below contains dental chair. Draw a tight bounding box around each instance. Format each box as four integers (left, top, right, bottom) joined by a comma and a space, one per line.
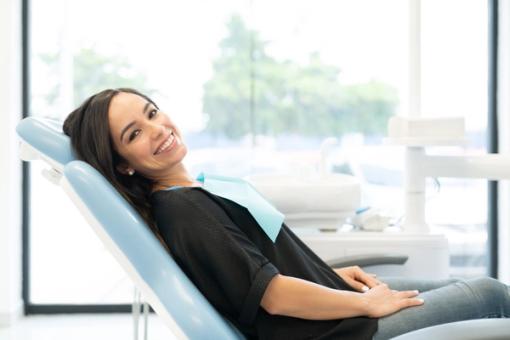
17, 117, 510, 340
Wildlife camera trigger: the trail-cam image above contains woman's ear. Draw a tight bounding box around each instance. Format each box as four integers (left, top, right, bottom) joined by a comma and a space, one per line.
116, 163, 135, 176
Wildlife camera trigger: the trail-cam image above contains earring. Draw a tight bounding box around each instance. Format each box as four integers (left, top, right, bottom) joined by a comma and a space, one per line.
127, 169, 135, 176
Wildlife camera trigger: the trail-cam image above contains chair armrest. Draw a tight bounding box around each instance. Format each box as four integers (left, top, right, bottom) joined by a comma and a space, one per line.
326, 254, 408, 268
391, 319, 510, 340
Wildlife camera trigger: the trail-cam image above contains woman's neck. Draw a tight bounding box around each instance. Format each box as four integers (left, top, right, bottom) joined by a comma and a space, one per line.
151, 163, 201, 192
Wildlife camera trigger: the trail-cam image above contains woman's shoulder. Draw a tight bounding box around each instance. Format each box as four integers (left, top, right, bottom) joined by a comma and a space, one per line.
151, 186, 206, 206
150, 187, 204, 223
150, 187, 231, 239
150, 186, 225, 219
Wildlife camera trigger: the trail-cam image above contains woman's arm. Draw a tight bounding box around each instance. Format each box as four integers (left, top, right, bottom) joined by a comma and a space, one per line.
260, 274, 423, 320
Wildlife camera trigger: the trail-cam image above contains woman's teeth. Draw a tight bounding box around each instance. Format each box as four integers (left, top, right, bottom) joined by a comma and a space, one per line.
155, 131, 175, 155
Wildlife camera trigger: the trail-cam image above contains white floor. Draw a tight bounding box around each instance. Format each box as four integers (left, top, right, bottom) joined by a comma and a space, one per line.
0, 314, 177, 340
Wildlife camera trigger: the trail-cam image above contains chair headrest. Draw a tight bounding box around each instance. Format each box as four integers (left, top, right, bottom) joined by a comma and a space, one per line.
16, 117, 75, 171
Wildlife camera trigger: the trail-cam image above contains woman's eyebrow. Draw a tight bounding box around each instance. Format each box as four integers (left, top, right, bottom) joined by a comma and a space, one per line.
119, 102, 153, 142
142, 101, 151, 114
120, 121, 136, 142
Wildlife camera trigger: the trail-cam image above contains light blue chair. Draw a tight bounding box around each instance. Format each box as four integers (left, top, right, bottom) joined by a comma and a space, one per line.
391, 318, 510, 340
17, 117, 244, 340
17, 117, 510, 340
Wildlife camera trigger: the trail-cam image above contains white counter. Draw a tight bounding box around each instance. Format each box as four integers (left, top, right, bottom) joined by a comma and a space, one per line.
294, 228, 449, 279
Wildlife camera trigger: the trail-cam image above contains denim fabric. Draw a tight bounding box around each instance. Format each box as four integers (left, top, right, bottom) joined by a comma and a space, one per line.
372, 277, 510, 340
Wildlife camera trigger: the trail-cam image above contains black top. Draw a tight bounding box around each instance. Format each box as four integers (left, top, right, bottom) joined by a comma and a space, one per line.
150, 187, 378, 340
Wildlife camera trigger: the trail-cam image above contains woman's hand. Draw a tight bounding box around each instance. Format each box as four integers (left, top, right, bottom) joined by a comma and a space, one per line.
334, 266, 382, 292
260, 274, 423, 320
362, 283, 424, 318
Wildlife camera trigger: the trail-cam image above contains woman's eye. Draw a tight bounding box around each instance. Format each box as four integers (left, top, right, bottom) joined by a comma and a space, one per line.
129, 129, 140, 142
148, 109, 158, 119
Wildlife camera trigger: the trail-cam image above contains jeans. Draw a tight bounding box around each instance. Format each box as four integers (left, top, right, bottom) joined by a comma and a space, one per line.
372, 277, 510, 340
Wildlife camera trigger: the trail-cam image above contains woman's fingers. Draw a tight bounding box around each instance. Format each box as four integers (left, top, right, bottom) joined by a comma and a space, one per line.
347, 277, 371, 292
357, 269, 382, 288
397, 289, 420, 298
340, 266, 385, 291
396, 290, 424, 308
399, 296, 425, 308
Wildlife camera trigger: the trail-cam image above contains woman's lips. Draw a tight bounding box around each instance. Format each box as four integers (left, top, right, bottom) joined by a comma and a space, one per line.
154, 131, 177, 155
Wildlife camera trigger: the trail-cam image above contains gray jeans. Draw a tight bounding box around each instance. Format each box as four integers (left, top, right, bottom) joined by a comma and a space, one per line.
372, 276, 510, 340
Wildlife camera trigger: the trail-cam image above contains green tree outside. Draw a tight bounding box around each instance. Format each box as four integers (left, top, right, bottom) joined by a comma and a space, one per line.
41, 48, 152, 108
202, 15, 397, 140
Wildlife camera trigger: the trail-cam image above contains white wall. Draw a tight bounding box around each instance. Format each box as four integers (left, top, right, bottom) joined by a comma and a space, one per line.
0, 0, 23, 327
498, 0, 510, 284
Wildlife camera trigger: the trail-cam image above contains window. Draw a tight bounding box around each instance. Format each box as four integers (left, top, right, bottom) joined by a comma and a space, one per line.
27, 0, 488, 307
421, 0, 488, 277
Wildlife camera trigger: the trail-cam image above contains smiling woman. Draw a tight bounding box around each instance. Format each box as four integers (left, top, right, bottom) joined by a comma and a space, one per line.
64, 89, 163, 231
106, 92, 194, 193
63, 88, 201, 234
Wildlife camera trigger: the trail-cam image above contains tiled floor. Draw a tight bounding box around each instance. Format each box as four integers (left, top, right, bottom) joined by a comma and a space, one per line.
0, 314, 177, 340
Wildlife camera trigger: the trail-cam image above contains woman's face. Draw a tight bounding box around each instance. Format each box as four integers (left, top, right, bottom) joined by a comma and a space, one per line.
108, 92, 187, 179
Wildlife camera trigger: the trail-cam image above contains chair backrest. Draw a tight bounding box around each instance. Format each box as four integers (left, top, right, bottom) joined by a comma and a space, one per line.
17, 117, 244, 340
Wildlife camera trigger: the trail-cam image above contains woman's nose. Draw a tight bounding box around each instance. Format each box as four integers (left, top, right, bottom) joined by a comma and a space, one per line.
149, 123, 165, 140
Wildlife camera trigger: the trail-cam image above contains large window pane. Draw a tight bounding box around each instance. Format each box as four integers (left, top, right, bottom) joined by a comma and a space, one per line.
421, 0, 488, 277
28, 0, 488, 305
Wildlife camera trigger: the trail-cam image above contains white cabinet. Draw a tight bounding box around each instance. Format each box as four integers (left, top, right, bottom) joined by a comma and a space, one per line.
295, 230, 449, 279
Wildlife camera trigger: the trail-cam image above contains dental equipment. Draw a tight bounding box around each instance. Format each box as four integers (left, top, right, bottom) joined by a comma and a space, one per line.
387, 115, 510, 233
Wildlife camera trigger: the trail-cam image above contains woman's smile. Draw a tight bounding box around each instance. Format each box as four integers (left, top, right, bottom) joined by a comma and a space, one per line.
154, 129, 178, 155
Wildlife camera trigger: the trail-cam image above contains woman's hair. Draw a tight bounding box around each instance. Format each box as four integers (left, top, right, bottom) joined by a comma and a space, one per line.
63, 88, 159, 232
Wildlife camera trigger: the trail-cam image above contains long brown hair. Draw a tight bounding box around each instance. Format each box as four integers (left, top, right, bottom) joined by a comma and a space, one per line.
63, 88, 159, 232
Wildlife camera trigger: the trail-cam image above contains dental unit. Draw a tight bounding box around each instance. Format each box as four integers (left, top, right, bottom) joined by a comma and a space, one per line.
387, 115, 510, 234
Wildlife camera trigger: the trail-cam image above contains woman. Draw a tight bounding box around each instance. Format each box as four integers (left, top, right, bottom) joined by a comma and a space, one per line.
63, 88, 510, 340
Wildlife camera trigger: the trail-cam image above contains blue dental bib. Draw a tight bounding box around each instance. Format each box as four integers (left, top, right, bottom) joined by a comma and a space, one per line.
197, 172, 284, 242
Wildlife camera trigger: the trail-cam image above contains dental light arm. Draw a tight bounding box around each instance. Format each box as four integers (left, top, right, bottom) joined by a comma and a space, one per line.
386, 116, 510, 233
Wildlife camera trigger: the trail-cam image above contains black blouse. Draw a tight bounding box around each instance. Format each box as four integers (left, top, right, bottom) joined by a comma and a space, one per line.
150, 187, 378, 340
